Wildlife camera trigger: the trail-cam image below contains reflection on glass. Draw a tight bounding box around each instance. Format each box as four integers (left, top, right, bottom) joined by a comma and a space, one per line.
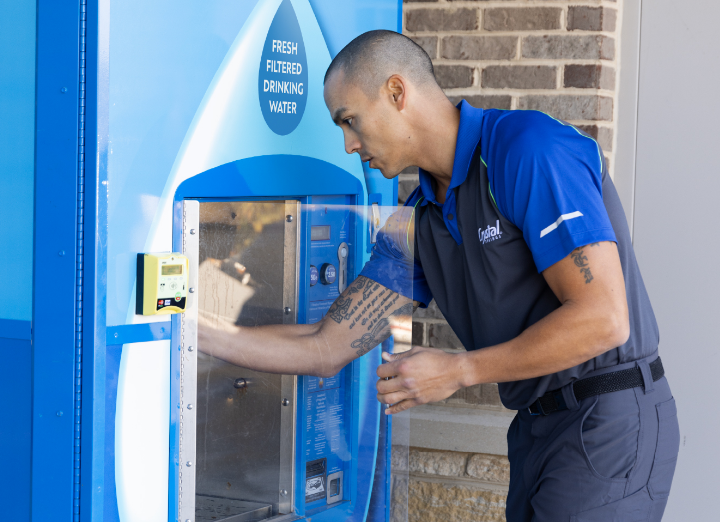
196, 201, 289, 522
389, 315, 412, 522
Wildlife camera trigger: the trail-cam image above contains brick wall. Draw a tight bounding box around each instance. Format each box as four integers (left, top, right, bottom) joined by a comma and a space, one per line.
398, 1, 623, 520
400, 0, 620, 205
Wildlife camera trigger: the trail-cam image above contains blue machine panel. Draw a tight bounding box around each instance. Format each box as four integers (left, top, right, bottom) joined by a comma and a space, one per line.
0, 338, 32, 522
0, 8, 37, 515
0, 0, 35, 323
26, 0, 402, 520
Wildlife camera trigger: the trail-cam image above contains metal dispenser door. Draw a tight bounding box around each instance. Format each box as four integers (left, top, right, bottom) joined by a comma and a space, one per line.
180, 200, 299, 522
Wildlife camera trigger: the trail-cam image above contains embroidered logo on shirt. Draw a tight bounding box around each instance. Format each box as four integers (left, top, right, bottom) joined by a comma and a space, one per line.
479, 220, 502, 245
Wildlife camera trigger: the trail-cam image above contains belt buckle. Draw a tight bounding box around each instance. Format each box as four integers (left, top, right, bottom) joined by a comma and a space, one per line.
528, 401, 544, 416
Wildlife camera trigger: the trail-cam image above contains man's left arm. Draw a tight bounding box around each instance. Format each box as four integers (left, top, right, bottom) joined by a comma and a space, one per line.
376, 240, 629, 414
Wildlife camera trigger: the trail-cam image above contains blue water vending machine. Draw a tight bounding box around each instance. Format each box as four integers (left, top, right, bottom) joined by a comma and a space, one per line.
0, 1, 408, 521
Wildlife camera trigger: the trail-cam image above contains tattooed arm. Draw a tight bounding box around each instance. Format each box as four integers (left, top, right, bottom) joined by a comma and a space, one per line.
198, 276, 416, 377
326, 276, 416, 356
377, 241, 630, 414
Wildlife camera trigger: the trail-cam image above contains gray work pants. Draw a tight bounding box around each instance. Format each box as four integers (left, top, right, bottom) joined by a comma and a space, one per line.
506, 353, 680, 521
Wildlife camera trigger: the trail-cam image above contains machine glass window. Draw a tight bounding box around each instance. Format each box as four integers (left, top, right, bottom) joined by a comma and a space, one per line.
180, 199, 411, 522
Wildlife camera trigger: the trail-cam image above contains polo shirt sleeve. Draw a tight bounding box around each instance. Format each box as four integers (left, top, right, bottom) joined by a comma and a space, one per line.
359, 193, 433, 307
485, 110, 617, 273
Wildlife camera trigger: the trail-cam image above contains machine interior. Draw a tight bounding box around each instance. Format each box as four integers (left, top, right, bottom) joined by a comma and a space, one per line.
194, 200, 297, 522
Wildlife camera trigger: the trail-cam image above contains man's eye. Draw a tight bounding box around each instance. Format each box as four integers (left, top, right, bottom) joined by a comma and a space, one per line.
344, 118, 353, 126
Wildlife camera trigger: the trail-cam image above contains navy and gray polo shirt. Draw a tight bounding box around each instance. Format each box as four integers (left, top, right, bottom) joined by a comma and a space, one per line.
360, 101, 659, 410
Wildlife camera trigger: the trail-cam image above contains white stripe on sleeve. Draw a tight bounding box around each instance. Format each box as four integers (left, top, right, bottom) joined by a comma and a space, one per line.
539, 211, 584, 238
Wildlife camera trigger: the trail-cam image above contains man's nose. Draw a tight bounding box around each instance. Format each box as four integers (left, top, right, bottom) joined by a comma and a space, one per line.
344, 134, 361, 155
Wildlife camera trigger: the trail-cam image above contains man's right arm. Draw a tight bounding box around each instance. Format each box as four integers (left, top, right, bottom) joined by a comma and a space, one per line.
198, 275, 415, 377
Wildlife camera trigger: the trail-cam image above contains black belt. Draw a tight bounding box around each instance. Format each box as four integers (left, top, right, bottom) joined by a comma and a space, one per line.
529, 357, 664, 416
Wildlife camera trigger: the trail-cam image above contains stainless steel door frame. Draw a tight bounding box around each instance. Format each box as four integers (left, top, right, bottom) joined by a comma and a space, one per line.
179, 199, 200, 521
279, 201, 300, 514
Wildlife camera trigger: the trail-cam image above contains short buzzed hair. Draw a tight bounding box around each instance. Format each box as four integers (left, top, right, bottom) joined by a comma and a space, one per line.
324, 30, 437, 96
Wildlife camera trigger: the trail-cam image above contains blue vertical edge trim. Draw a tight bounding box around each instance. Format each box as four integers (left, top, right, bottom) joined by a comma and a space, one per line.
168, 200, 184, 522
73, 1, 88, 520
33, 0, 81, 518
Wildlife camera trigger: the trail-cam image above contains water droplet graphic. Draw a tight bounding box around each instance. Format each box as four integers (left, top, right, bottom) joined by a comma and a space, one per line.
259, 0, 308, 135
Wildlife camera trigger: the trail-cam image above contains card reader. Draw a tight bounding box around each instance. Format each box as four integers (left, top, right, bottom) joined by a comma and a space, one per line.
136, 252, 189, 315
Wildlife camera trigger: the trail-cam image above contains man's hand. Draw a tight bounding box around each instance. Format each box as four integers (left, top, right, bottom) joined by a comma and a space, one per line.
376, 347, 466, 414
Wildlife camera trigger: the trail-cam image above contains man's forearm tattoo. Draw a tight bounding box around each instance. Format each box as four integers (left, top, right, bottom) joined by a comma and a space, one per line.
351, 302, 414, 356
326, 276, 414, 356
326, 276, 383, 324
570, 245, 595, 284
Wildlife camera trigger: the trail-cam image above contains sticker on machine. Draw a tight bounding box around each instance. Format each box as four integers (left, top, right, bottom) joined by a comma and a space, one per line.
305, 457, 327, 503
305, 476, 325, 502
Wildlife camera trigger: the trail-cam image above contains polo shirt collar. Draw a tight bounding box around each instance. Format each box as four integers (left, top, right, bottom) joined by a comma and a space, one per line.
417, 100, 484, 206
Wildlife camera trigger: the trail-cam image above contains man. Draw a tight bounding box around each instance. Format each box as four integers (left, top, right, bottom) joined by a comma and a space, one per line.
201, 31, 679, 520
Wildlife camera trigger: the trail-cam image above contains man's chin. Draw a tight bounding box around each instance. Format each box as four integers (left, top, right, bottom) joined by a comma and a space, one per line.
377, 166, 402, 180
366, 159, 402, 179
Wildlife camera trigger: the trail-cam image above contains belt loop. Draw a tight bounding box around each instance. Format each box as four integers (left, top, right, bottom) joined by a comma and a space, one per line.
561, 381, 579, 411
638, 359, 654, 394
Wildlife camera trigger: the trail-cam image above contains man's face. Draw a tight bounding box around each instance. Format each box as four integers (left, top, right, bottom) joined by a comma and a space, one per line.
324, 71, 410, 178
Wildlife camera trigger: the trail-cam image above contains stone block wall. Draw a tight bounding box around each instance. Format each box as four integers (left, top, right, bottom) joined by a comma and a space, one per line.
397, 1, 624, 520
392, 447, 511, 522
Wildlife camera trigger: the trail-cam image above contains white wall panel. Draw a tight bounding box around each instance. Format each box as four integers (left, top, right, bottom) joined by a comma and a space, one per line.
632, 1, 720, 518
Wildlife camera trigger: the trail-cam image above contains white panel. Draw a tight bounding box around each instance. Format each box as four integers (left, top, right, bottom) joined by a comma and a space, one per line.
613, 0, 642, 232
633, 1, 720, 519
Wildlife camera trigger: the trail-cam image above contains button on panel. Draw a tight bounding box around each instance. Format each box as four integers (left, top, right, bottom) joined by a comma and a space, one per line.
320, 263, 336, 285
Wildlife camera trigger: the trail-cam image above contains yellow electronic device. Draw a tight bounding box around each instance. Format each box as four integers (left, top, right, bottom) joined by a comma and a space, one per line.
136, 253, 189, 315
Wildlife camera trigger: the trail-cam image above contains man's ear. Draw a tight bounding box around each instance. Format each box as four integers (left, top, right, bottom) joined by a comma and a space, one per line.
386, 75, 407, 111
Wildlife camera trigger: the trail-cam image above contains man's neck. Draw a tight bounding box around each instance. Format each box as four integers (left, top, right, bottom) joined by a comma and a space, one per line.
412, 96, 460, 205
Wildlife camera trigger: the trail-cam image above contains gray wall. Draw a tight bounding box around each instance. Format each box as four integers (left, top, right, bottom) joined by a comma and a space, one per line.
617, 0, 720, 518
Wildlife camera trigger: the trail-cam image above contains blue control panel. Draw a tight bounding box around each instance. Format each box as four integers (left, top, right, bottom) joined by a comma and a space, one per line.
301, 194, 355, 510
306, 195, 354, 323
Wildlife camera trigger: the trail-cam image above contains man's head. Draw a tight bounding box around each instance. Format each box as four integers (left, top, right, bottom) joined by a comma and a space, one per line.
323, 30, 444, 177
